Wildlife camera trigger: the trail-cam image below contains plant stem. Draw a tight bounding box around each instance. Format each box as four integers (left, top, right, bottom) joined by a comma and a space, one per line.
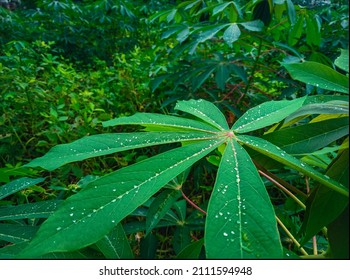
242, 37, 263, 98
181, 190, 207, 215
258, 170, 306, 209
275, 215, 309, 256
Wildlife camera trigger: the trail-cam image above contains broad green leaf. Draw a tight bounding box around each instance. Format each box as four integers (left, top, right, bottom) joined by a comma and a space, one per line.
0, 200, 62, 221
237, 135, 348, 197
334, 49, 349, 73
212, 2, 233, 16
205, 139, 283, 258
223, 23, 241, 46
285, 100, 349, 123
232, 97, 306, 133
17, 139, 223, 258
0, 224, 38, 243
262, 117, 349, 155
282, 61, 349, 93
299, 149, 349, 245
0, 177, 45, 200
25, 131, 217, 171
175, 99, 229, 131
103, 113, 219, 132
146, 188, 181, 235
95, 223, 134, 259
176, 238, 204, 259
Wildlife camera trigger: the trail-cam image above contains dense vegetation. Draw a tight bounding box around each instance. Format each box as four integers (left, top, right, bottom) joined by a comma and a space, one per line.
0, 0, 348, 259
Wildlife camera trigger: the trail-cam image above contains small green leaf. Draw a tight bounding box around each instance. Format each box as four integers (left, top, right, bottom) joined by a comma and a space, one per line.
176, 239, 204, 259
175, 99, 229, 131
282, 61, 349, 93
95, 223, 134, 259
334, 49, 349, 73
232, 97, 306, 133
196, 24, 229, 43
205, 139, 283, 258
17, 139, 222, 258
146, 188, 181, 235
223, 24, 241, 46
0, 177, 45, 200
239, 20, 264, 32
288, 14, 304, 46
306, 15, 321, 48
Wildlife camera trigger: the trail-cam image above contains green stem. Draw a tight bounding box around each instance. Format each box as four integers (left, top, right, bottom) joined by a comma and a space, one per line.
258, 170, 306, 209
276, 215, 309, 256
242, 37, 263, 98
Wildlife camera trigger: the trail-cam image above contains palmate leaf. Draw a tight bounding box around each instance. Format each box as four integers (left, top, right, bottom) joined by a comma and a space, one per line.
232, 97, 306, 133
205, 139, 283, 258
18, 139, 223, 258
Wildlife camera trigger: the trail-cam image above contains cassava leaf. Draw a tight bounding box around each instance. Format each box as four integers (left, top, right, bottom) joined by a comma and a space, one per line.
282, 61, 349, 93
237, 135, 348, 197
25, 131, 217, 171
232, 97, 306, 133
205, 139, 283, 258
0, 200, 62, 221
0, 177, 45, 200
95, 223, 134, 259
175, 99, 229, 131
262, 117, 349, 155
17, 139, 223, 258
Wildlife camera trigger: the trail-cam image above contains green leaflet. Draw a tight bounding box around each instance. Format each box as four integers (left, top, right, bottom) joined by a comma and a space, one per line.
334, 49, 349, 73
146, 188, 181, 235
17, 139, 223, 258
282, 61, 349, 93
95, 223, 134, 259
25, 131, 216, 171
175, 99, 229, 131
262, 117, 349, 155
0, 224, 38, 244
237, 135, 348, 197
176, 238, 204, 259
102, 113, 219, 133
232, 97, 306, 133
299, 149, 349, 245
205, 139, 283, 258
0, 200, 62, 221
0, 177, 45, 200
223, 23, 241, 46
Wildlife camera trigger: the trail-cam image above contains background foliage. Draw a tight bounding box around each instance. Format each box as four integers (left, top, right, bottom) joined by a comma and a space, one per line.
0, 0, 348, 259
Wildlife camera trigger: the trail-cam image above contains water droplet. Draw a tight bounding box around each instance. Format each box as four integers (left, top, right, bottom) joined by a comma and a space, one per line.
56, 227, 62, 231
223, 232, 228, 237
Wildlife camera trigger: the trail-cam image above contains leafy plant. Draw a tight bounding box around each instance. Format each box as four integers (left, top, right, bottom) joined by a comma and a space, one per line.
0, 97, 348, 259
